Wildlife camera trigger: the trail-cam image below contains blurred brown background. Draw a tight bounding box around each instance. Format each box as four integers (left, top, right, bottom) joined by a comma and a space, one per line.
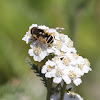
0, 0, 100, 100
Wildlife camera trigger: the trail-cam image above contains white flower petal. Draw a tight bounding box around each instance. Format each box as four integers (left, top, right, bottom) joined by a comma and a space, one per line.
62, 75, 71, 84
53, 77, 62, 83
73, 78, 82, 86
45, 72, 52, 78
28, 49, 34, 56
22, 35, 31, 44
41, 65, 47, 73
82, 65, 92, 73
61, 44, 67, 52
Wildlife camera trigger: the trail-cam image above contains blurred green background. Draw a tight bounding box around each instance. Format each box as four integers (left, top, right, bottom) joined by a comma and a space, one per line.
0, 0, 100, 100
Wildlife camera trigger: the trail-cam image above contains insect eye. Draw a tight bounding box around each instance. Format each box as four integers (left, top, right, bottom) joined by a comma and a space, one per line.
31, 29, 34, 34
31, 27, 37, 35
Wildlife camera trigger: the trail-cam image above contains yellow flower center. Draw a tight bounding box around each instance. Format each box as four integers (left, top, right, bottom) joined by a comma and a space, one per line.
47, 65, 54, 72
56, 68, 63, 77
62, 57, 70, 66
55, 40, 62, 49
60, 34, 65, 41
61, 51, 64, 55
67, 40, 73, 47
84, 58, 90, 66
78, 64, 84, 70
34, 46, 41, 55
52, 32, 56, 36
73, 53, 79, 59
53, 57, 60, 63
68, 71, 77, 79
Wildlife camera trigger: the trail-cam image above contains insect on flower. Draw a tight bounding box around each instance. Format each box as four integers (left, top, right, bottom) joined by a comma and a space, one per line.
30, 27, 55, 47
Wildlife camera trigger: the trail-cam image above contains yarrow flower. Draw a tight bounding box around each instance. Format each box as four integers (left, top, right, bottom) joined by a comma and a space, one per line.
28, 41, 49, 62
22, 24, 92, 100
50, 92, 83, 100
22, 24, 92, 86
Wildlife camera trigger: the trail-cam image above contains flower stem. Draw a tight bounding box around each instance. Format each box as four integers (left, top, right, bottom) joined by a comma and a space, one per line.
60, 82, 66, 100
46, 78, 53, 100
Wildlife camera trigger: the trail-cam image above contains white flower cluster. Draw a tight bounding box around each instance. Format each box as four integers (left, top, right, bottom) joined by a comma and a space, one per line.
22, 24, 92, 86
50, 92, 83, 100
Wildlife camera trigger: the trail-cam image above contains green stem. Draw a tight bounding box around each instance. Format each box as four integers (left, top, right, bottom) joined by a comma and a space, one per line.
60, 82, 66, 100
46, 78, 53, 100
